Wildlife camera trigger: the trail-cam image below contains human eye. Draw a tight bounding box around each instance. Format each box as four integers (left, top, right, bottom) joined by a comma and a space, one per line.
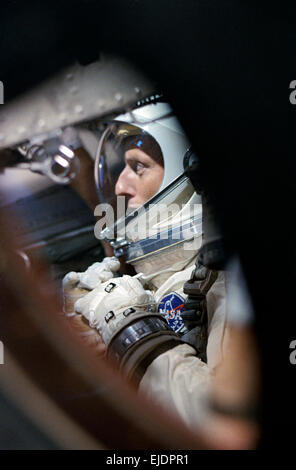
135, 161, 145, 175
129, 160, 145, 175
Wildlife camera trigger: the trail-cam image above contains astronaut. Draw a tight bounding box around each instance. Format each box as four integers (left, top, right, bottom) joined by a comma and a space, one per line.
63, 102, 227, 427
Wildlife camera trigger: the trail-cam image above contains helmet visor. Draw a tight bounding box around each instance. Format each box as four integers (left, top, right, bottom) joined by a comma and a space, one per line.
95, 121, 164, 218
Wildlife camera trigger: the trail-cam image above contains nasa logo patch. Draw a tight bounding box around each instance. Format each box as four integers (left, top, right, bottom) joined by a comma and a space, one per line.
158, 292, 185, 333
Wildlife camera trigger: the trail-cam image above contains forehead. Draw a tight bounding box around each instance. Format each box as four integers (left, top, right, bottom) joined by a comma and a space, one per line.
122, 131, 164, 166
124, 147, 163, 166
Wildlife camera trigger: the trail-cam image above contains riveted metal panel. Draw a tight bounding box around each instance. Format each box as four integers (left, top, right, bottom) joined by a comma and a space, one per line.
0, 55, 156, 149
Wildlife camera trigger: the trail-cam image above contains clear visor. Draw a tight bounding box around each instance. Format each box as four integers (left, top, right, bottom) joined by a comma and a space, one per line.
95, 121, 164, 221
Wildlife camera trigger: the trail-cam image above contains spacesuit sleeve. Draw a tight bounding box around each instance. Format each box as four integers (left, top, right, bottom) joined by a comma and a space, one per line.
138, 343, 211, 426
138, 272, 227, 427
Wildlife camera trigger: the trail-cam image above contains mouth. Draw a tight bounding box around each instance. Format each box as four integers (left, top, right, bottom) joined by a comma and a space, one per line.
127, 198, 141, 210
127, 203, 141, 211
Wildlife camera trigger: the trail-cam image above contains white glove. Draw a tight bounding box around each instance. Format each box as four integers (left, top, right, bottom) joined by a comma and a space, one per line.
63, 257, 120, 291
62, 257, 121, 313
74, 275, 156, 345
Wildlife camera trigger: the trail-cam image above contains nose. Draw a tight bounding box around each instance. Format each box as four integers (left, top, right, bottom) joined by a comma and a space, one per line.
115, 166, 136, 198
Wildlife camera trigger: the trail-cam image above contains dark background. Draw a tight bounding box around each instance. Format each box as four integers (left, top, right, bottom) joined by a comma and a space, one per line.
1, 0, 295, 448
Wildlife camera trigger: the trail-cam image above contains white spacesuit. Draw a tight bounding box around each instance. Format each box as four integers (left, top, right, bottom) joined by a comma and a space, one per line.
63, 103, 228, 427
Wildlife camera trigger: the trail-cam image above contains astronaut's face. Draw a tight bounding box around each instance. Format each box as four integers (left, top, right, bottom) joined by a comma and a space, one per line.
115, 147, 164, 209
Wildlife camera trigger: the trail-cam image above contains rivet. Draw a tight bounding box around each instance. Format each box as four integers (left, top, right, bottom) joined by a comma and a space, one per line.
97, 100, 105, 109
74, 104, 83, 114
115, 93, 122, 102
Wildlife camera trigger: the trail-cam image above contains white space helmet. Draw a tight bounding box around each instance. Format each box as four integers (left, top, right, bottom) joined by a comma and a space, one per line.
115, 102, 188, 192
94, 102, 202, 268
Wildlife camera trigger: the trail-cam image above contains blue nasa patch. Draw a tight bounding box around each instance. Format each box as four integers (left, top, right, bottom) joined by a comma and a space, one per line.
158, 292, 185, 333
